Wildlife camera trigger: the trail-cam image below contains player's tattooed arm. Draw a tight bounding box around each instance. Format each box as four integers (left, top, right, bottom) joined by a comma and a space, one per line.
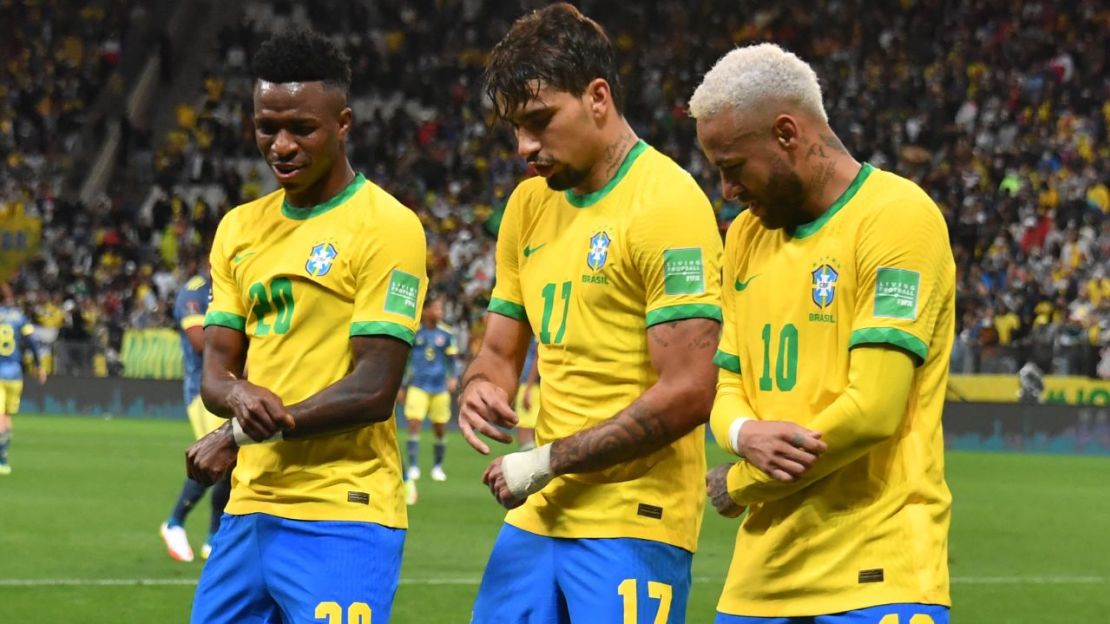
548, 318, 720, 474
281, 336, 410, 438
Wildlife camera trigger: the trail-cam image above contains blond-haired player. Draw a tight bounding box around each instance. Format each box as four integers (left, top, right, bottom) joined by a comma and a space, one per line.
692, 43, 955, 623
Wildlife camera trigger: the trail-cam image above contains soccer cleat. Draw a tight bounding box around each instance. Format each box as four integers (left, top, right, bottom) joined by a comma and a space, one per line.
160, 522, 195, 562
405, 479, 418, 505
431, 465, 447, 482
407, 465, 421, 481
201, 543, 212, 560
0, 463, 10, 475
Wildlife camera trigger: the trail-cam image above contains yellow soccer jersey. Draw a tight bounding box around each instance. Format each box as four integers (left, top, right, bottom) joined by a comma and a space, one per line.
713, 163, 954, 616
205, 173, 427, 527
490, 141, 723, 552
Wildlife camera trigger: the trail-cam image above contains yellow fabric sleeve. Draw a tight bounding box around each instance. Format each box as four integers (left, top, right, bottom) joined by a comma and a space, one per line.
708, 367, 758, 455
727, 345, 914, 506
488, 186, 526, 321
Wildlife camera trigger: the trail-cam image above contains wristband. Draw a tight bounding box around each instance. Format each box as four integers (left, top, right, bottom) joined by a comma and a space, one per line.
729, 417, 752, 458
500, 443, 554, 499
232, 418, 284, 446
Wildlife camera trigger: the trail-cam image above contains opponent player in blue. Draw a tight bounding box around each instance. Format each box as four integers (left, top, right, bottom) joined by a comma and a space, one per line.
159, 256, 231, 562
0, 284, 46, 475
398, 294, 458, 482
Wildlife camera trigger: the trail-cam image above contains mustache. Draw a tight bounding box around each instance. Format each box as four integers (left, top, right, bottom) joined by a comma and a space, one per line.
527, 156, 557, 167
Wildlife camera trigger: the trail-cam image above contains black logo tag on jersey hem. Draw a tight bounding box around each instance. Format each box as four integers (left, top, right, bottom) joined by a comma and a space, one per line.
637, 503, 663, 520
348, 491, 370, 505
858, 569, 884, 583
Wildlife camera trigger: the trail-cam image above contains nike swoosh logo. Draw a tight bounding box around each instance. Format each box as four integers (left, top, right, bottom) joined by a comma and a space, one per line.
734, 275, 759, 291
232, 252, 256, 264
523, 243, 546, 258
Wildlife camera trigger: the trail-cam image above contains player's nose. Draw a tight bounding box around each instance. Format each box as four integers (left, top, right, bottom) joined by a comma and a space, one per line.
270, 129, 299, 159
515, 128, 541, 159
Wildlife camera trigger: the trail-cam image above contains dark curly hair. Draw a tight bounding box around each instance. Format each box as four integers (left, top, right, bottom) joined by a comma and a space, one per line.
484, 3, 622, 120
251, 28, 351, 94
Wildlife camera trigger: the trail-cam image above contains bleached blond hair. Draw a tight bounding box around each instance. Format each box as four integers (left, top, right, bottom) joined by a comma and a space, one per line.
688, 43, 827, 122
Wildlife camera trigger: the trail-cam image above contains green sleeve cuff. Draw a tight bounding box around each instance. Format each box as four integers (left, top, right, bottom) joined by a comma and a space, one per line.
849, 327, 928, 365
488, 297, 527, 322
645, 303, 722, 328
350, 321, 416, 345
204, 311, 246, 332
713, 350, 741, 373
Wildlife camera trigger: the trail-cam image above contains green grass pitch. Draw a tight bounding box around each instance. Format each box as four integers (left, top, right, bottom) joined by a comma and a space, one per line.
0, 415, 1107, 623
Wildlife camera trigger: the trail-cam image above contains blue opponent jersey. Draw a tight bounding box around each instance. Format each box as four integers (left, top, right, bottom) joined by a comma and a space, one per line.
406, 324, 457, 393
519, 339, 538, 385
0, 306, 34, 381
174, 274, 211, 402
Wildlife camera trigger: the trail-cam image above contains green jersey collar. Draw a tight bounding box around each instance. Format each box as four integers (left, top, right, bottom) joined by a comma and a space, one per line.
281, 173, 366, 220
564, 140, 648, 208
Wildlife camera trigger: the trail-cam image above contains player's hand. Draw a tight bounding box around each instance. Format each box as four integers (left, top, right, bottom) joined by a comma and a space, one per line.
706, 463, 745, 518
186, 422, 238, 486
447, 378, 458, 394
36, 367, 47, 385
226, 380, 295, 442
481, 456, 527, 510
737, 421, 826, 482
458, 380, 517, 454
521, 386, 533, 411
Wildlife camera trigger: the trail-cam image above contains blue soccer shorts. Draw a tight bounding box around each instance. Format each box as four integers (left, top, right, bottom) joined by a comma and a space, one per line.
715, 603, 950, 624
191, 513, 405, 624
472, 523, 692, 624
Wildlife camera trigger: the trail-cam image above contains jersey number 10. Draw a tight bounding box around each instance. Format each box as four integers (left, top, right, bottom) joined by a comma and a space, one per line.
759, 323, 799, 392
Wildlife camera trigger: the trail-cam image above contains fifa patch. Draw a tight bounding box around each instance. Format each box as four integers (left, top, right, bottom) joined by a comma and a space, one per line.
663, 248, 705, 295
305, 242, 338, 277
385, 270, 421, 319
587, 231, 611, 271
811, 264, 839, 308
858, 569, 884, 584
637, 503, 664, 520
347, 491, 370, 505
874, 267, 920, 320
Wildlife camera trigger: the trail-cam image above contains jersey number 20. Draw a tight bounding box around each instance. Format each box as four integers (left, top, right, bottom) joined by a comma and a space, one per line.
315, 601, 371, 623
249, 278, 295, 336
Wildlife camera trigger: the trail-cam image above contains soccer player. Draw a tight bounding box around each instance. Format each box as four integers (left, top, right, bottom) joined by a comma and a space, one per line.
159, 256, 231, 562
459, 5, 723, 622
183, 29, 427, 623
691, 43, 954, 623
0, 285, 45, 475
513, 338, 539, 449
398, 294, 458, 482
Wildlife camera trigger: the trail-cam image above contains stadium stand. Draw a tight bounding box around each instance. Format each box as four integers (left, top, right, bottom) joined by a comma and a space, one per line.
2, 0, 1108, 379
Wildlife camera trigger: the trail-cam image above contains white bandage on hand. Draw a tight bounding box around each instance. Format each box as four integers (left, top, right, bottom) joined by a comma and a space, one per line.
231, 418, 284, 446
500, 443, 554, 499
729, 417, 752, 458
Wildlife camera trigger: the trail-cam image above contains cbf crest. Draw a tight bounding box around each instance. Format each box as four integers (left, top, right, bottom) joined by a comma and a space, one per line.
811, 264, 838, 308
587, 231, 611, 271
306, 243, 338, 277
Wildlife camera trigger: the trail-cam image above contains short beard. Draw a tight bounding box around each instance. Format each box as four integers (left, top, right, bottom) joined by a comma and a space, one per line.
544, 165, 590, 192
759, 158, 808, 230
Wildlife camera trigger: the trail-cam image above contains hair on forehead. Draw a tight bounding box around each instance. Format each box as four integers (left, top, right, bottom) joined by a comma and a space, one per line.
252, 28, 351, 95
484, 2, 622, 120
688, 43, 827, 123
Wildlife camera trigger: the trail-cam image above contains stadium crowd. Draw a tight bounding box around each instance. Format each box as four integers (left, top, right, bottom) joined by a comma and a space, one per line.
2, 0, 1108, 378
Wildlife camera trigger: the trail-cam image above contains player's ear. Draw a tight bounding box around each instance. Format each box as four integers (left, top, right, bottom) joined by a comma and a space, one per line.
772, 115, 800, 152
585, 78, 610, 118
337, 106, 353, 140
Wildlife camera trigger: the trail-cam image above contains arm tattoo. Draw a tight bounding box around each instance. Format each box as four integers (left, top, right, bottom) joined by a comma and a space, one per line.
549, 401, 672, 474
